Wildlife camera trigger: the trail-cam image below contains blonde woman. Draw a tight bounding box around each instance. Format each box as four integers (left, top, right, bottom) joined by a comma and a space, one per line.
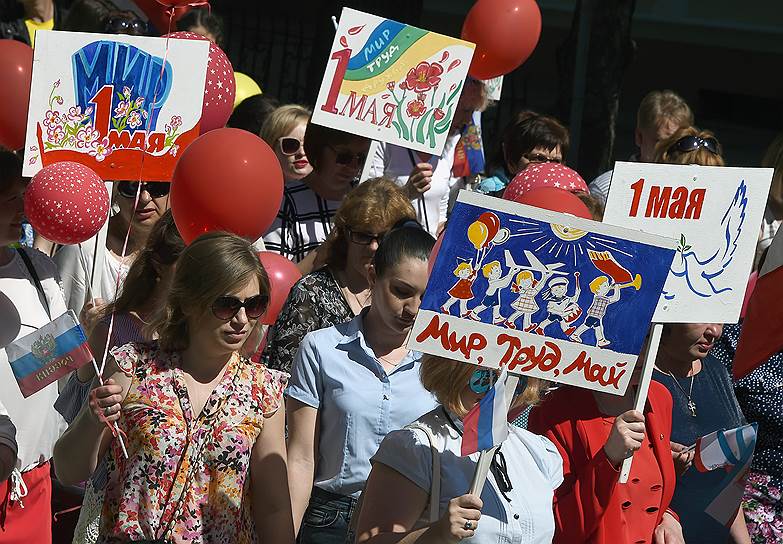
53, 232, 293, 543
261, 104, 313, 184
355, 358, 562, 543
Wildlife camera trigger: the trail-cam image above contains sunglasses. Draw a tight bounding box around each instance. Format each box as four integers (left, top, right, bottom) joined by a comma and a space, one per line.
117, 181, 171, 199
668, 135, 720, 156
211, 294, 269, 321
523, 152, 562, 164
279, 137, 303, 156
347, 228, 385, 246
328, 145, 367, 166
105, 17, 148, 35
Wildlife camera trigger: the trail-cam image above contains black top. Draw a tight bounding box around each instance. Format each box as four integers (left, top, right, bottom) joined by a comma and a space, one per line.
653, 356, 746, 544
262, 267, 353, 374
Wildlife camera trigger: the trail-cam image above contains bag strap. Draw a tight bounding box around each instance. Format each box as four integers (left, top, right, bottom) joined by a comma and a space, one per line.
407, 422, 441, 524
16, 248, 51, 319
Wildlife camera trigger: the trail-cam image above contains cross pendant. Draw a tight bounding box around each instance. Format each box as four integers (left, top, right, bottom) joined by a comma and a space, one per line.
688, 400, 697, 417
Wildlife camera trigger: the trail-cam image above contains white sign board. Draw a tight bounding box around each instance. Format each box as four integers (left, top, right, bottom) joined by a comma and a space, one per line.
604, 162, 773, 323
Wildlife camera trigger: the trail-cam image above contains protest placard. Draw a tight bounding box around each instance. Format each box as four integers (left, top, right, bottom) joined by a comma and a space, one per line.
603, 162, 773, 323
23, 30, 209, 181
409, 191, 677, 395
312, 7, 475, 156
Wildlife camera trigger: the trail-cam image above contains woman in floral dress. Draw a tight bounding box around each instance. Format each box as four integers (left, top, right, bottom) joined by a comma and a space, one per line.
53, 232, 293, 543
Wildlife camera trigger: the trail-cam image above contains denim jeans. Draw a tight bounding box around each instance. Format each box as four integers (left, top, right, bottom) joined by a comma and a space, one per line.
297, 487, 357, 544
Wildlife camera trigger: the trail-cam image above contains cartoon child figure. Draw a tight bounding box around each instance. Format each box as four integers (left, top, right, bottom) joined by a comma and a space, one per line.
465, 260, 519, 324
505, 269, 551, 331
442, 262, 477, 316
570, 275, 621, 347
535, 273, 581, 336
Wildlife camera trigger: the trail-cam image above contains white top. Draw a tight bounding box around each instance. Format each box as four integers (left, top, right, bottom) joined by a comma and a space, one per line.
373, 406, 563, 544
362, 135, 460, 237
0, 248, 68, 471
53, 243, 129, 316
589, 169, 613, 207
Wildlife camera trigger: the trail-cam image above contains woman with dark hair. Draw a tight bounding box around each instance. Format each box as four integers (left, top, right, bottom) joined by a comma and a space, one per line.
53, 232, 293, 543
262, 122, 370, 266
264, 178, 416, 373
227, 94, 280, 135
287, 220, 440, 543
476, 110, 569, 197
177, 7, 224, 46
53, 209, 184, 544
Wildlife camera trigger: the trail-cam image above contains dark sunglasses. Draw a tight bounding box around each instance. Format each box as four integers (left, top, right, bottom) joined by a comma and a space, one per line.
105, 17, 148, 35
211, 294, 269, 321
668, 135, 720, 156
279, 137, 302, 156
117, 181, 171, 199
328, 145, 367, 166
523, 152, 562, 164
347, 228, 385, 246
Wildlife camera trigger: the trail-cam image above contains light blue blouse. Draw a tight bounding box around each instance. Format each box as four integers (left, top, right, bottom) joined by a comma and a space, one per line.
373, 407, 563, 543
287, 313, 438, 497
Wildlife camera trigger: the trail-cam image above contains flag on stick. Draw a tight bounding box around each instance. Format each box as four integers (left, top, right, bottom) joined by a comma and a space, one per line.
462, 368, 510, 456
693, 423, 758, 473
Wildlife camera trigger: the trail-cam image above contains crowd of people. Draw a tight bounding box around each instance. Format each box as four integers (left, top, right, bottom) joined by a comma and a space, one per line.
1, 1, 782, 544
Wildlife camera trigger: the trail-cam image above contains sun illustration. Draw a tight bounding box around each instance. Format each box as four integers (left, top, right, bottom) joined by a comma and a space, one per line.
508, 218, 631, 266
551, 224, 588, 241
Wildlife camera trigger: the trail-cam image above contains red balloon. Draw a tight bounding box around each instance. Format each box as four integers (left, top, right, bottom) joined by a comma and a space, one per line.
157, 0, 196, 6
170, 128, 283, 244
477, 212, 500, 244
163, 31, 235, 134
257, 251, 302, 325
0, 40, 33, 151
461, 0, 542, 79
133, 0, 190, 34
25, 162, 109, 245
507, 187, 593, 220
503, 163, 588, 203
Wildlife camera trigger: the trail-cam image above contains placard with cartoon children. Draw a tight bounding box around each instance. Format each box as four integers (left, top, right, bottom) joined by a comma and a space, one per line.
410, 191, 678, 395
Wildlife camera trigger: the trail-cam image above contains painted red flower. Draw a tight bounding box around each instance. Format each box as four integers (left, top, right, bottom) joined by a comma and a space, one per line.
386, 81, 395, 91
433, 108, 445, 121
404, 61, 444, 93
406, 99, 427, 118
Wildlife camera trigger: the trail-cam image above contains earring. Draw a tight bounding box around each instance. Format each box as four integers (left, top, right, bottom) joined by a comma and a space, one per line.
110, 202, 121, 216
469, 368, 493, 394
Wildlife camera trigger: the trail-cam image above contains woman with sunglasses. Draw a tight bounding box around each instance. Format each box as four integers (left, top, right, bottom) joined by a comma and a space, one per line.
262, 121, 370, 267
53, 210, 184, 544
53, 180, 170, 323
287, 221, 440, 543
264, 178, 416, 374
355, 359, 560, 544
477, 110, 569, 197
53, 232, 294, 543
261, 105, 313, 184
654, 126, 725, 167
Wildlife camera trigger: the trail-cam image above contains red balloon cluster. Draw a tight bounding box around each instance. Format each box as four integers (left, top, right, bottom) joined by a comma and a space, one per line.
507, 187, 592, 220
461, 0, 542, 80
25, 162, 110, 245
0, 40, 33, 151
257, 252, 302, 325
163, 31, 236, 134
170, 128, 283, 244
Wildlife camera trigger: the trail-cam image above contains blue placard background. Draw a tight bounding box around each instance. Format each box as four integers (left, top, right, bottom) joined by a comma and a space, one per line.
424, 202, 675, 355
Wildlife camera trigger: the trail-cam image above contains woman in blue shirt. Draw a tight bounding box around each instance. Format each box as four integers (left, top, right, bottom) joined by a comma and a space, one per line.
287, 220, 439, 544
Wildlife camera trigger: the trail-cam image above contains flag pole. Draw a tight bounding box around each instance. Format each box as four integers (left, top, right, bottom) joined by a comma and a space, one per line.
468, 374, 519, 495
619, 322, 663, 483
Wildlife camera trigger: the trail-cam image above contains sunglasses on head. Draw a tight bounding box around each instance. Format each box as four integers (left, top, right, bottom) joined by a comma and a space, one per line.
347, 228, 385, 246
117, 181, 171, 199
279, 137, 303, 156
668, 135, 720, 156
105, 16, 148, 35
328, 145, 366, 166
211, 294, 269, 321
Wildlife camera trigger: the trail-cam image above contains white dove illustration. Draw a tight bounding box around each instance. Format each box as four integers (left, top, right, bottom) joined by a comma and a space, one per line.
664, 180, 748, 299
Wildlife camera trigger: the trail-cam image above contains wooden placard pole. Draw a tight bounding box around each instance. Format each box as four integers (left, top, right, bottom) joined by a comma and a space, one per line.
619, 322, 663, 483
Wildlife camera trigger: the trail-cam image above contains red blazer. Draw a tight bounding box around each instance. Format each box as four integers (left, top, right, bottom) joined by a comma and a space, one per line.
528, 381, 677, 544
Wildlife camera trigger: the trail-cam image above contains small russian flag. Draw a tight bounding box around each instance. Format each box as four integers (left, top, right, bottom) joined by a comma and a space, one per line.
461, 368, 510, 456
693, 423, 758, 473
6, 310, 93, 398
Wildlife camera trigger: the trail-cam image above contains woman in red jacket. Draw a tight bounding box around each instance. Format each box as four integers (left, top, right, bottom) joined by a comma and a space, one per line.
528, 371, 686, 544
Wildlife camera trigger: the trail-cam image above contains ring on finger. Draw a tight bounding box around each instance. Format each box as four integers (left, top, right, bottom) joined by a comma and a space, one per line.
463, 521, 473, 530
104, 405, 114, 416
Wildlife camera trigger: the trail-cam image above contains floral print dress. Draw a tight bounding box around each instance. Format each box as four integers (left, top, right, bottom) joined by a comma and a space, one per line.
98, 342, 287, 543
